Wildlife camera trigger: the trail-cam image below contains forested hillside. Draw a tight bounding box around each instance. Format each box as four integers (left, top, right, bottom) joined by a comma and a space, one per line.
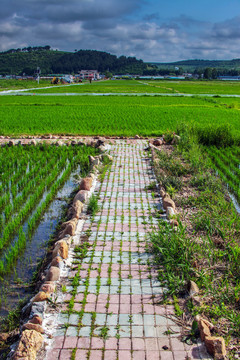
0, 47, 150, 75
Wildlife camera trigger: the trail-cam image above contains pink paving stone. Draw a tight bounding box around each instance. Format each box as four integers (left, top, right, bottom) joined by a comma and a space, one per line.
100, 270, 109, 277
110, 271, 119, 278
73, 303, 83, 311
81, 263, 90, 269
89, 350, 103, 360
89, 270, 99, 278
131, 295, 142, 304
77, 337, 91, 349
96, 303, 107, 313
132, 351, 146, 360
158, 338, 170, 350
98, 294, 109, 303
120, 303, 131, 313
145, 338, 159, 351
63, 336, 78, 349
104, 350, 117, 360
69, 271, 77, 277
109, 294, 119, 304
111, 264, 120, 271
121, 265, 130, 271
131, 304, 142, 314
107, 304, 119, 314
132, 338, 145, 351
105, 337, 118, 350
171, 338, 185, 351
159, 352, 174, 360
85, 303, 96, 312
143, 304, 155, 314
76, 349, 88, 359
130, 265, 139, 270
91, 337, 104, 349
46, 349, 60, 360
172, 351, 188, 360
142, 295, 153, 304
166, 306, 175, 315
115, 224, 122, 231
120, 294, 131, 304
59, 349, 72, 360
52, 336, 64, 349
61, 304, 68, 311
146, 350, 160, 360
87, 294, 97, 303
118, 350, 132, 360
64, 294, 72, 301
119, 338, 131, 350
121, 271, 130, 278
79, 270, 88, 278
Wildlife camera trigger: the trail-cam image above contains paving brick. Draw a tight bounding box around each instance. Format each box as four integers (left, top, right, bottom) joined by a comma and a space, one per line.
77, 337, 91, 349
132, 351, 146, 360
63, 336, 78, 348
46, 349, 60, 360
132, 338, 145, 351
52, 336, 64, 349
89, 350, 103, 360
146, 350, 160, 360
59, 349, 72, 360
118, 350, 132, 360
91, 337, 104, 349
119, 338, 131, 350
104, 350, 117, 360
105, 337, 118, 350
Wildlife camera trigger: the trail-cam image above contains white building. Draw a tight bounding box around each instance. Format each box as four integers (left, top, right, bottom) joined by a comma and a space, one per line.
78, 70, 100, 80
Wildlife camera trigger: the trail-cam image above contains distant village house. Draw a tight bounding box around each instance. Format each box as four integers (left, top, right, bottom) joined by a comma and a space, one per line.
78, 70, 100, 80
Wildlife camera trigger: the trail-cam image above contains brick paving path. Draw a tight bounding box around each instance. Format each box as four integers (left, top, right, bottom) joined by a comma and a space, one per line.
45, 140, 211, 360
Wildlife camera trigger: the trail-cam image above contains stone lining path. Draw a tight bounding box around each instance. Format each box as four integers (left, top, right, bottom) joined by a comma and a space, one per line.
44, 140, 211, 360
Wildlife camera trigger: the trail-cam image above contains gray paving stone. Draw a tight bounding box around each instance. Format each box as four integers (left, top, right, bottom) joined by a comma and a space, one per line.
95, 313, 107, 326
106, 314, 118, 326
119, 325, 131, 337
78, 326, 91, 337
69, 313, 79, 325
66, 326, 78, 336
82, 313, 92, 326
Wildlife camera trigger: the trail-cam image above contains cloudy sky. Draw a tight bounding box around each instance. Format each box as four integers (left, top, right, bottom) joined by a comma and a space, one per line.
1, 0, 240, 62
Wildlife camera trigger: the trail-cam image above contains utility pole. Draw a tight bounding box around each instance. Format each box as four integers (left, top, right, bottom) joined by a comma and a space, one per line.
36, 67, 41, 84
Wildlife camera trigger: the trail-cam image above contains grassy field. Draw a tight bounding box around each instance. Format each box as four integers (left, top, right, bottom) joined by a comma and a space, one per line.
26, 79, 171, 94
144, 79, 240, 95
0, 95, 240, 137
0, 79, 57, 91
20, 78, 240, 95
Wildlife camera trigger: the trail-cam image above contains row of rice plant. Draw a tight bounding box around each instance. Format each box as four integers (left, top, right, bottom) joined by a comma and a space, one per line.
0, 95, 240, 138
206, 146, 240, 202
0, 144, 98, 274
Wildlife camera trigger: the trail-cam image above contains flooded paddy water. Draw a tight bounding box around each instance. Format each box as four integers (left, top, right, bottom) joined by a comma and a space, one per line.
0, 167, 79, 317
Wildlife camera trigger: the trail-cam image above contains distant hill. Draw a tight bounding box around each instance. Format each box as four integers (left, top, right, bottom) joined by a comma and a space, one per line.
150, 59, 240, 72
0, 46, 152, 75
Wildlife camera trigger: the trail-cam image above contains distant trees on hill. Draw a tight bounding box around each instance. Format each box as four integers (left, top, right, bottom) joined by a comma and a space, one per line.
0, 47, 150, 76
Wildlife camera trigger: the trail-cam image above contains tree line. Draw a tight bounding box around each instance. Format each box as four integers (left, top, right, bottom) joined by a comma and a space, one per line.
0, 47, 152, 76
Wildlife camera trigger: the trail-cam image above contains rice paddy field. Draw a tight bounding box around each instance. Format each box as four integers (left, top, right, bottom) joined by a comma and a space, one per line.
0, 94, 240, 137
18, 78, 240, 95
0, 144, 97, 316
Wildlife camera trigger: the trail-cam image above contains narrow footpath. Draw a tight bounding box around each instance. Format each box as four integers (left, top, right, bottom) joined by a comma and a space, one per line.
44, 140, 211, 360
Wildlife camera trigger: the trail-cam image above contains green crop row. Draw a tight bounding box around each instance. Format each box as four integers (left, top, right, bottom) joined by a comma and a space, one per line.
206, 146, 240, 202
0, 95, 240, 138
0, 145, 98, 274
